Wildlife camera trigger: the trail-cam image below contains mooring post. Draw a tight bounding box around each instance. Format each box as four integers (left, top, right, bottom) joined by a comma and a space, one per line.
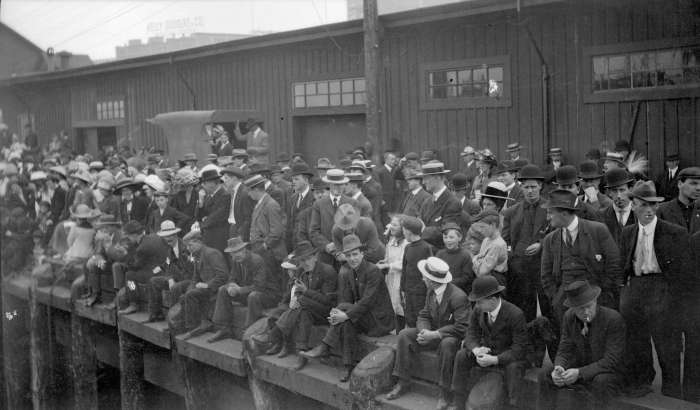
118, 329, 145, 410
2, 290, 31, 409
28, 284, 51, 409
179, 355, 213, 410
71, 313, 97, 410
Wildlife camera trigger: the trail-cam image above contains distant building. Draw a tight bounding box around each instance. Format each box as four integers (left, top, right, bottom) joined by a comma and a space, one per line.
115, 32, 250, 60
347, 0, 466, 19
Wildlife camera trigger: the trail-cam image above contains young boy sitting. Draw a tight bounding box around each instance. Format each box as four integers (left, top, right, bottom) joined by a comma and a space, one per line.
470, 210, 508, 286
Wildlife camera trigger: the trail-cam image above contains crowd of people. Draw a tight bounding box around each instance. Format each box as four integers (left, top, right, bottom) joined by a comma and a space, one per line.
1, 123, 699, 410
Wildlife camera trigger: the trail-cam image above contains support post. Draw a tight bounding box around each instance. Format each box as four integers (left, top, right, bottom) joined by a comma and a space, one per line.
119, 329, 145, 410
363, 0, 381, 154
71, 314, 97, 410
2, 291, 31, 409
179, 355, 213, 410
28, 285, 51, 409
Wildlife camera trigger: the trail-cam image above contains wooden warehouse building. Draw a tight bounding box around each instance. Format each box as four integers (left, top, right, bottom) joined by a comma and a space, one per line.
0, 0, 699, 171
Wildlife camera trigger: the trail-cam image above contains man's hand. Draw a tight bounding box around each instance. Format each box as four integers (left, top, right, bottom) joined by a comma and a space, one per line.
328, 309, 349, 325
168, 278, 175, 290
551, 365, 566, 387
195, 282, 208, 289
471, 346, 491, 357
127, 280, 136, 291
583, 186, 598, 203
561, 368, 579, 385
524, 243, 542, 256
294, 280, 307, 294
152, 266, 162, 274
325, 242, 336, 254
335, 252, 347, 262
416, 329, 440, 345
227, 283, 240, 297
475, 353, 498, 367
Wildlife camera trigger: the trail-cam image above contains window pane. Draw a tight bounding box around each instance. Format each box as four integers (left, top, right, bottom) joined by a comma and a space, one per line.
329, 94, 341, 106
488, 80, 503, 98
430, 86, 447, 99
317, 82, 328, 94
305, 83, 316, 95
119, 100, 125, 118
341, 93, 354, 105
472, 82, 488, 96
592, 56, 608, 76
473, 67, 487, 82
354, 79, 365, 91
446, 85, 458, 98
682, 48, 700, 84
329, 81, 340, 93
355, 92, 366, 105
608, 55, 630, 89
488, 67, 503, 82
445, 71, 458, 86
341, 80, 354, 92
430, 71, 447, 86
458, 69, 471, 84
306, 95, 328, 107
294, 84, 305, 96
96, 103, 102, 120
294, 96, 306, 108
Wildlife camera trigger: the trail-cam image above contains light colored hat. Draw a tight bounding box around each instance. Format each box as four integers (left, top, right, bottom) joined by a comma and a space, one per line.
89, 161, 104, 170
143, 174, 166, 192
73, 169, 93, 184
417, 257, 453, 284
334, 203, 361, 230
224, 236, 248, 253
97, 179, 113, 190
322, 169, 349, 185
71, 203, 99, 219
157, 220, 181, 237
30, 171, 48, 181
460, 146, 476, 156
418, 161, 450, 176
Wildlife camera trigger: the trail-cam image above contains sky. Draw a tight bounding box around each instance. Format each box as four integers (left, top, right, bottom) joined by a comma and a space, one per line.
0, 0, 348, 60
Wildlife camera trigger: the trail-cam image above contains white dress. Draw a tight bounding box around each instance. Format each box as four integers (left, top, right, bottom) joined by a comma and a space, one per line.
384, 236, 407, 316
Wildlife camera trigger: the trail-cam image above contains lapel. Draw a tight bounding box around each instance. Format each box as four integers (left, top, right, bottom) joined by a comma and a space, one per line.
626, 224, 639, 266
252, 195, 267, 226
437, 284, 452, 320
427, 190, 447, 221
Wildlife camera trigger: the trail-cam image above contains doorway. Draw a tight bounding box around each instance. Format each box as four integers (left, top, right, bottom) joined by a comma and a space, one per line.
75, 127, 117, 157
293, 114, 366, 164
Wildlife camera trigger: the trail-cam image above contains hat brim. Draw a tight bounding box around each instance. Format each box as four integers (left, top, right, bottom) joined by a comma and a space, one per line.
460, 151, 475, 157
604, 178, 634, 188
555, 179, 580, 186
417, 260, 453, 284
480, 193, 513, 201
224, 243, 248, 253
291, 171, 315, 177
342, 243, 363, 254
113, 182, 143, 194
517, 176, 545, 181
417, 170, 451, 177
579, 173, 603, 180
157, 228, 181, 237
563, 285, 601, 308
468, 282, 506, 302
628, 194, 665, 203
95, 222, 121, 228
322, 176, 349, 184
542, 201, 577, 211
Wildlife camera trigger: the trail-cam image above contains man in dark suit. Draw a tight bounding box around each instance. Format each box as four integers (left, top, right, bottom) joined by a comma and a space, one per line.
301, 234, 394, 382
494, 161, 524, 208
656, 166, 700, 235
197, 169, 231, 253
115, 178, 149, 226
47, 168, 68, 224
538, 281, 626, 409
178, 231, 230, 339
654, 153, 680, 201
458, 146, 480, 184
386, 257, 469, 409
450, 276, 529, 410
248, 163, 287, 212
399, 169, 431, 218
220, 165, 254, 242
419, 162, 462, 248
619, 181, 688, 399
286, 163, 315, 250
553, 165, 601, 222
217, 132, 234, 157
145, 190, 190, 234
599, 168, 636, 246
578, 160, 613, 212
502, 165, 550, 322
172, 169, 199, 223
309, 169, 357, 265
375, 151, 401, 217
345, 171, 373, 217
245, 174, 287, 266
686, 231, 700, 403
541, 189, 622, 322
450, 173, 479, 235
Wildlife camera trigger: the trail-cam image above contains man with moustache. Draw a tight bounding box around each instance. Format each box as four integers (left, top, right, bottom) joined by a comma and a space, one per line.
286, 162, 315, 250
599, 168, 636, 246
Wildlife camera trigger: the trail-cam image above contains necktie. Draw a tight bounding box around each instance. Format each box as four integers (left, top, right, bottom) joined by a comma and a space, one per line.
640, 228, 649, 274
669, 170, 674, 181
617, 210, 624, 227
581, 321, 589, 337
564, 228, 572, 246
297, 194, 303, 209
333, 197, 339, 210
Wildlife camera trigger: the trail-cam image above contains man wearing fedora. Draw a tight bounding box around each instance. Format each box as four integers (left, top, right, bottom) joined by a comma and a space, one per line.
234, 118, 269, 165
344, 170, 373, 217
221, 165, 254, 242
599, 168, 637, 246
178, 231, 230, 340
386, 257, 469, 409
231, 149, 250, 175
494, 161, 524, 207
654, 153, 680, 201
114, 177, 149, 226
553, 165, 602, 222
619, 181, 688, 399
450, 276, 529, 410
540, 189, 622, 324
286, 162, 315, 250
301, 234, 394, 382
146, 220, 194, 323
197, 169, 231, 254
376, 151, 401, 216
502, 164, 551, 322
399, 169, 432, 218
331, 203, 385, 263
418, 161, 462, 249
247, 163, 288, 214
207, 237, 280, 341
263, 241, 337, 370
245, 173, 288, 267
656, 167, 700, 235
78, 214, 125, 307
538, 280, 626, 409
145, 189, 190, 235
458, 146, 480, 184
183, 153, 199, 172
309, 169, 358, 266
578, 160, 613, 212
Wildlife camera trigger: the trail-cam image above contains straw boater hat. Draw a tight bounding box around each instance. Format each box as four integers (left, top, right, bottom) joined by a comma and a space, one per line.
563, 280, 601, 308
157, 220, 181, 237
322, 169, 349, 185
183, 153, 198, 162
243, 174, 267, 189
548, 147, 563, 157
417, 257, 453, 284
543, 189, 578, 211
418, 161, 450, 177
94, 214, 121, 228
506, 142, 521, 153
341, 234, 363, 253
71, 203, 99, 219
468, 275, 506, 301
481, 181, 510, 201
627, 181, 664, 203
224, 236, 248, 253
334, 203, 361, 230
603, 152, 626, 167
316, 158, 334, 170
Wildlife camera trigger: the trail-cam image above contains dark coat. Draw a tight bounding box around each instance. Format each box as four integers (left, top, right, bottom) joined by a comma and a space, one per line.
218, 142, 233, 157
287, 188, 315, 248
352, 191, 373, 218
266, 182, 287, 216
502, 198, 549, 257
337, 259, 394, 337
657, 199, 700, 235
362, 177, 383, 227
420, 188, 462, 248
435, 247, 474, 293
417, 283, 470, 340
50, 186, 67, 223
199, 186, 231, 253
146, 206, 190, 235
131, 234, 169, 272
399, 187, 431, 218
574, 199, 603, 222
654, 168, 680, 202
119, 195, 150, 226
295, 207, 313, 246
282, 260, 337, 313
375, 164, 401, 213
401, 239, 432, 295
464, 300, 529, 365
249, 193, 287, 261
555, 306, 626, 381
229, 184, 254, 242
599, 206, 636, 246
332, 217, 385, 263
172, 188, 198, 222
191, 245, 229, 290
458, 160, 480, 186
163, 239, 194, 282
309, 195, 357, 251
230, 251, 280, 298
541, 218, 623, 301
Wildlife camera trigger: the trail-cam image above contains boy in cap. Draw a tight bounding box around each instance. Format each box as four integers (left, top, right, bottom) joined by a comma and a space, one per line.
400, 216, 432, 327
145, 189, 190, 235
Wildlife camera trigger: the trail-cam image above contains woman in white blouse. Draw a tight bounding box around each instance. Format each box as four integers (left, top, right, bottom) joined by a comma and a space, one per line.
376, 214, 408, 332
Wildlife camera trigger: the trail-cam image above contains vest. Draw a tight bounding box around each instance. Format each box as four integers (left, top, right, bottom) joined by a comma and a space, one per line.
560, 237, 589, 286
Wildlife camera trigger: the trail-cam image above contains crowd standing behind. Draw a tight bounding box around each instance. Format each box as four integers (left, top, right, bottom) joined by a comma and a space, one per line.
1, 123, 700, 410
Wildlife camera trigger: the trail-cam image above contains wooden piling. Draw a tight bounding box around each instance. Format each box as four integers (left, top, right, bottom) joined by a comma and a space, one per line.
180, 356, 213, 410
119, 329, 145, 410
2, 291, 31, 409
28, 285, 51, 409
71, 314, 97, 410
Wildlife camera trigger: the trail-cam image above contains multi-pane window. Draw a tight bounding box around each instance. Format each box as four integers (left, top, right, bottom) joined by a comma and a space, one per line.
293, 78, 365, 108
428, 65, 504, 99
96, 100, 125, 120
592, 47, 700, 91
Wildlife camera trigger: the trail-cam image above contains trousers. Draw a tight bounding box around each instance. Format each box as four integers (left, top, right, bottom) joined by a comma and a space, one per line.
535, 365, 624, 410
211, 286, 279, 329
402, 291, 426, 328
451, 348, 527, 406
175, 283, 216, 330
392, 327, 459, 390
322, 314, 373, 366
148, 277, 190, 317
276, 306, 327, 350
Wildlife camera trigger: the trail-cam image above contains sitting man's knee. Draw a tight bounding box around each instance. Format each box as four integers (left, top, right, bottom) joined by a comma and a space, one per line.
217, 285, 229, 296
247, 291, 262, 304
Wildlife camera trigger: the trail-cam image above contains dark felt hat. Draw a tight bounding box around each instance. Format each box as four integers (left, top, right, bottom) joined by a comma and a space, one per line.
679, 167, 700, 179
517, 164, 544, 181
604, 168, 633, 188
451, 173, 471, 190
291, 162, 314, 177
578, 161, 603, 180
341, 234, 363, 253
665, 153, 679, 162
405, 152, 420, 161
494, 161, 514, 175
468, 275, 506, 301
543, 189, 578, 211
563, 280, 601, 308
294, 240, 317, 259
183, 230, 203, 243
123, 220, 145, 235
510, 159, 529, 172
555, 165, 580, 185
220, 165, 246, 179
199, 169, 222, 183
627, 181, 664, 203
276, 152, 290, 163
243, 174, 267, 189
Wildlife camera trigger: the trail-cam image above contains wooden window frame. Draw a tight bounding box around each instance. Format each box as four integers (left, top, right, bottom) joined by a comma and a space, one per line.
583, 37, 700, 103
419, 55, 512, 110
291, 73, 366, 115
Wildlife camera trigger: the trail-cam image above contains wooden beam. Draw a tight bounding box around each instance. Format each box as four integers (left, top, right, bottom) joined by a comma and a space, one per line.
118, 330, 145, 410
363, 0, 381, 155
2, 292, 30, 409
71, 315, 97, 410
29, 285, 51, 409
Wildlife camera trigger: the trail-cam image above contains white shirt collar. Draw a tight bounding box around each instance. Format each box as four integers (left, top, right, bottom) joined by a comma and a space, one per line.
433, 185, 447, 201
489, 298, 503, 322
253, 127, 261, 138
264, 180, 271, 190
172, 241, 179, 258
411, 186, 422, 195
504, 182, 516, 192
434, 284, 448, 303
352, 191, 362, 200
639, 216, 658, 233
566, 216, 579, 232
384, 163, 392, 172
299, 185, 310, 198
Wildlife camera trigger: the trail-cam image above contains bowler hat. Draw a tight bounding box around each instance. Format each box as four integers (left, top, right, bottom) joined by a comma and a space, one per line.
418, 161, 450, 177
183, 230, 203, 243
183, 153, 198, 162
494, 161, 514, 175
316, 158, 333, 170
555, 165, 580, 185
199, 169, 222, 183
563, 280, 601, 308
334, 203, 360, 230
311, 177, 326, 190
113, 177, 143, 194
604, 168, 633, 188
123, 220, 145, 235
510, 159, 529, 173
543, 189, 577, 211
517, 164, 544, 181
221, 165, 246, 179
231, 149, 249, 159
276, 152, 290, 163
157, 220, 181, 237
665, 153, 679, 162
291, 162, 314, 177
224, 236, 248, 253
578, 161, 603, 180
451, 173, 471, 190
468, 275, 506, 301
405, 152, 420, 161
294, 240, 317, 259
417, 257, 453, 284
506, 142, 521, 152
628, 181, 664, 203
678, 167, 700, 179
341, 234, 363, 253
244, 174, 267, 189
322, 169, 349, 185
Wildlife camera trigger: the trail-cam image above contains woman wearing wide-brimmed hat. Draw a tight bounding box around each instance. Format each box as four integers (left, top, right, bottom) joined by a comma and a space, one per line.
331, 203, 385, 264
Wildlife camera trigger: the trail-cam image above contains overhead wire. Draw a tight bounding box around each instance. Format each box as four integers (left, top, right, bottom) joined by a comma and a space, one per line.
50, 2, 144, 48
310, 0, 362, 58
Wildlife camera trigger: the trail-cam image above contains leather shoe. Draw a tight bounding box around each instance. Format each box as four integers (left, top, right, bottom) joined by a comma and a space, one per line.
182, 322, 214, 340
265, 342, 282, 356
339, 366, 353, 383
277, 344, 291, 358
292, 355, 308, 371
207, 329, 233, 343
299, 343, 329, 359
144, 314, 164, 323
117, 304, 138, 315
386, 380, 410, 400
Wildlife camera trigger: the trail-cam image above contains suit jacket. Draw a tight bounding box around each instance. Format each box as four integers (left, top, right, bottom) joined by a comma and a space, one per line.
282, 260, 337, 313
578, 192, 613, 212
199, 186, 231, 252
416, 283, 469, 340
131, 234, 169, 273
574, 199, 603, 222
375, 165, 400, 213
266, 182, 288, 217
332, 217, 385, 263
249, 193, 287, 261
502, 199, 549, 257
119, 195, 150, 226
657, 198, 700, 235
352, 191, 373, 217
362, 177, 384, 228
50, 186, 67, 223
464, 300, 529, 365
599, 206, 636, 246
309, 195, 357, 251
399, 188, 431, 218
146, 206, 190, 234
163, 239, 194, 282
337, 259, 394, 337
505, 184, 524, 206
541, 218, 622, 300
555, 306, 626, 380
420, 188, 462, 248
218, 142, 233, 157
229, 184, 254, 242
287, 188, 315, 248
689, 231, 700, 301
191, 245, 229, 290
620, 218, 690, 294
654, 168, 680, 201
458, 160, 480, 186
230, 251, 280, 298
172, 188, 198, 222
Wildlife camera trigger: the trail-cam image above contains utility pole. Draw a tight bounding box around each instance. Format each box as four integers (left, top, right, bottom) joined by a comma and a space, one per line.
363, 0, 380, 155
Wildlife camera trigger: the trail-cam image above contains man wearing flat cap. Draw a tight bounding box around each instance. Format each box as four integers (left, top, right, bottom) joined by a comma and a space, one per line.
450, 276, 529, 410
540, 189, 622, 325
386, 257, 469, 410
654, 153, 680, 201
619, 181, 689, 399
538, 280, 626, 409
656, 166, 700, 235
245, 173, 288, 267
